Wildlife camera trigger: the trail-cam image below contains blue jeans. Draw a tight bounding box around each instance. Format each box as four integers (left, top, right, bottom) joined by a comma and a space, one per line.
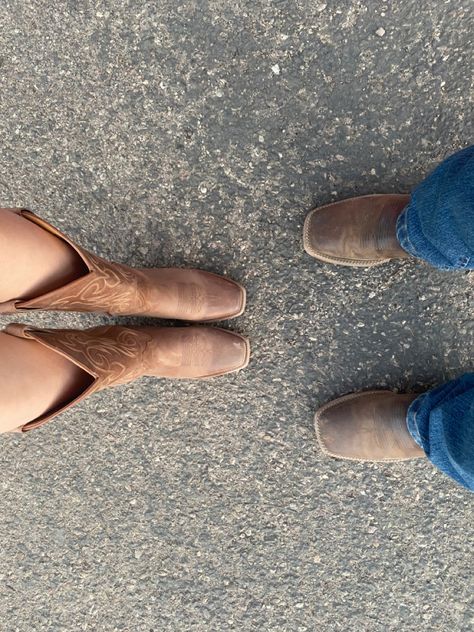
396, 145, 474, 270
407, 374, 474, 491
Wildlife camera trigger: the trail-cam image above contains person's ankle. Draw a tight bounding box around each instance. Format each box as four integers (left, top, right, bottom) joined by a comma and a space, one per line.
0, 209, 87, 302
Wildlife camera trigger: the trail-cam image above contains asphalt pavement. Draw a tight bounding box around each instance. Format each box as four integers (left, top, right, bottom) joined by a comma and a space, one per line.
0, 1, 473, 630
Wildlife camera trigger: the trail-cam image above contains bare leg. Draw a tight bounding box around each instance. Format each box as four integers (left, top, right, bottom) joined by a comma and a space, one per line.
0, 209, 86, 303
0, 332, 92, 433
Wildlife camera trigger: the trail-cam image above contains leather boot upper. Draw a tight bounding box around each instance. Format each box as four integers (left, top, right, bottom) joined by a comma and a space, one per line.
303, 194, 412, 267
315, 390, 425, 461
5, 323, 249, 432
0, 209, 245, 321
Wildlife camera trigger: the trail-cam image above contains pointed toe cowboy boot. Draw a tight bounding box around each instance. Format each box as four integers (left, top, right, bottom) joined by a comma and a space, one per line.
303, 194, 411, 267
5, 323, 250, 432
0, 209, 246, 321
315, 390, 425, 461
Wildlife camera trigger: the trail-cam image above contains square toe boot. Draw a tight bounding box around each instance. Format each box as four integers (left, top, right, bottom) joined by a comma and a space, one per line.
0, 209, 246, 321
303, 194, 411, 267
315, 390, 425, 461
4, 323, 250, 432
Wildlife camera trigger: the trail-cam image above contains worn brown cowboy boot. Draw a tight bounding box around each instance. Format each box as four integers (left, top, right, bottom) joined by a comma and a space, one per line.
4, 323, 250, 433
303, 194, 411, 267
0, 209, 246, 320
315, 391, 425, 461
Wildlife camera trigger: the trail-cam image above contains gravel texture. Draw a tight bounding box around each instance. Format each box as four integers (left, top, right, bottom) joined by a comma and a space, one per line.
0, 1, 473, 631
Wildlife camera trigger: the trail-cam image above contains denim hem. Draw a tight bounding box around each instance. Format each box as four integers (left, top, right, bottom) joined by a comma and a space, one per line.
396, 208, 470, 271
396, 207, 419, 258
457, 255, 471, 268
406, 394, 425, 451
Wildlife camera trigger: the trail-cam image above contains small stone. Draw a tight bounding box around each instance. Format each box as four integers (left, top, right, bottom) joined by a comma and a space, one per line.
375, 27, 386, 37
271, 63, 281, 75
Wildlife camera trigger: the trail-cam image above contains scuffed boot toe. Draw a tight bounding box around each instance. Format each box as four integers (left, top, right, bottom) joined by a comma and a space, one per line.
315, 391, 425, 462
303, 194, 411, 267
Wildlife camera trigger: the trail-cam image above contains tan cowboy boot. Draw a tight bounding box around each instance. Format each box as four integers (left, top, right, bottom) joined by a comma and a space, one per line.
5, 323, 250, 432
303, 194, 411, 267
0, 209, 246, 321
315, 391, 425, 461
